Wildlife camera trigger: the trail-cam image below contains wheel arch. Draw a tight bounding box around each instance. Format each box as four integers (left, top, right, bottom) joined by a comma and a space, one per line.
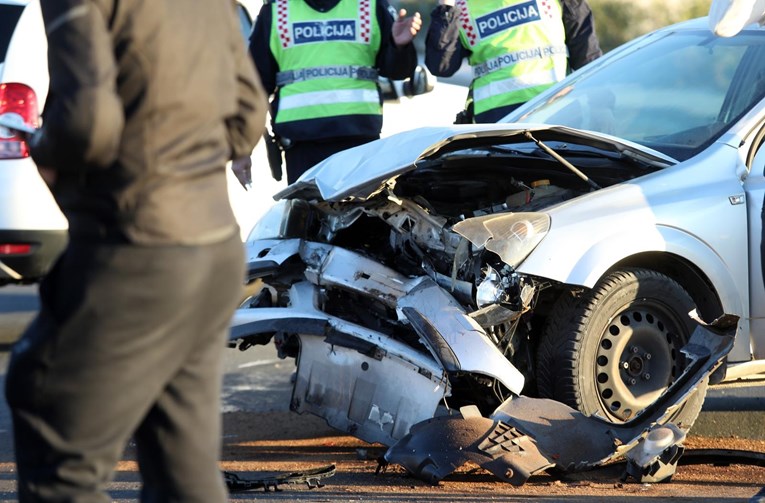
519, 225, 745, 320
608, 252, 724, 324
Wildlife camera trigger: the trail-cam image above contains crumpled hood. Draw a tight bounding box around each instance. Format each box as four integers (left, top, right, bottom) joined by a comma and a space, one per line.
276, 123, 677, 202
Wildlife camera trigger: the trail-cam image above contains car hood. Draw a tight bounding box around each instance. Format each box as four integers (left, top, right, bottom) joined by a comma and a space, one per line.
276, 124, 677, 202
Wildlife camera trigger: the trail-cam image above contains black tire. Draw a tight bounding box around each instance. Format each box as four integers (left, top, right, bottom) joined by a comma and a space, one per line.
536, 268, 707, 428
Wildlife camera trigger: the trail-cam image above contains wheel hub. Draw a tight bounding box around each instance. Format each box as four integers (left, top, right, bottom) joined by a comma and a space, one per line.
595, 308, 683, 422
624, 352, 645, 377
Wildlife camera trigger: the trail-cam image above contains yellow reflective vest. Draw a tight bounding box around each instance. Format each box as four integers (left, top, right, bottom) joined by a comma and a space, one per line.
270, 0, 382, 140
456, 0, 568, 117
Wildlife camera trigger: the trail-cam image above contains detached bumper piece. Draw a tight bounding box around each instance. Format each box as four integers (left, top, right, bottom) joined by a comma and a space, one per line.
383, 314, 737, 485
223, 464, 336, 492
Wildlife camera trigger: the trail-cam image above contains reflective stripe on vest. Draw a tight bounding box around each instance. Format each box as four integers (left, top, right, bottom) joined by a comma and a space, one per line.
456, 0, 568, 116
270, 0, 381, 129
278, 89, 380, 111
473, 67, 564, 103
276, 65, 379, 86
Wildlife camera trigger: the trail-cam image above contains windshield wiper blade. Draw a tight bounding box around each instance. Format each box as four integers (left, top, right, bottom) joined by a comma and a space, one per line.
523, 131, 601, 190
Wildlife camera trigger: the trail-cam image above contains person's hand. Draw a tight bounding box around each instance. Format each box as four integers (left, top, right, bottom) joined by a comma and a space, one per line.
392, 9, 422, 48
37, 166, 57, 187
231, 156, 253, 190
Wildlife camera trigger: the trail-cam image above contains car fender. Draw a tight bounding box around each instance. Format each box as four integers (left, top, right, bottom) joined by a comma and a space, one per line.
518, 222, 745, 319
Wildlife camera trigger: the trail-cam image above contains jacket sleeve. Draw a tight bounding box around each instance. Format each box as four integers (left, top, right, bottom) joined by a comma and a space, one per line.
32, 0, 124, 172
375, 0, 418, 80
226, 2, 267, 161
425, 5, 468, 78
249, 3, 278, 97
562, 0, 603, 71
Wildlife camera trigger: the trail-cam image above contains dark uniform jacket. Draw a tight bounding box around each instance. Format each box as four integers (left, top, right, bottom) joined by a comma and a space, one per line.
32, 0, 266, 245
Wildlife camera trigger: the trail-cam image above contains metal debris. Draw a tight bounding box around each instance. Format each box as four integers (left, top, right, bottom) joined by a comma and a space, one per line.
383, 314, 739, 485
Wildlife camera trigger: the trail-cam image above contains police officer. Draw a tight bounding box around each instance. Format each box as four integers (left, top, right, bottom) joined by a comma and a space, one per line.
250, 0, 421, 183
426, 0, 602, 123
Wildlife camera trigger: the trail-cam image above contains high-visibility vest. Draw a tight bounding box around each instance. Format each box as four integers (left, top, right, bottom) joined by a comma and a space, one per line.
456, 0, 568, 117
270, 0, 382, 140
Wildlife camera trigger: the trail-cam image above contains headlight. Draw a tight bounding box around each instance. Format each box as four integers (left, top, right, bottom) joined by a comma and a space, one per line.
453, 212, 550, 268
247, 199, 312, 242
476, 266, 507, 307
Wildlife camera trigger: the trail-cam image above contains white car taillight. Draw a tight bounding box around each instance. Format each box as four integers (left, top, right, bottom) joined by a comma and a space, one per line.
0, 243, 32, 255
0, 82, 39, 160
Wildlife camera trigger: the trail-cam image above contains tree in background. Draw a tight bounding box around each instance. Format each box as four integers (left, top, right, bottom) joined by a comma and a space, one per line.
591, 0, 711, 52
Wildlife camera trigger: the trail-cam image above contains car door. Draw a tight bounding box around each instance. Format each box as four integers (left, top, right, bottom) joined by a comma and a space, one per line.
745, 125, 765, 359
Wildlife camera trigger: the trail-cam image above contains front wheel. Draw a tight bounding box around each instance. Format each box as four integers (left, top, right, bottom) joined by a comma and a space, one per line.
536, 268, 706, 428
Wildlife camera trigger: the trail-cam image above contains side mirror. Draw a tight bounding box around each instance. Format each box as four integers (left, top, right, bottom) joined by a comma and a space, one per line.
403, 65, 435, 97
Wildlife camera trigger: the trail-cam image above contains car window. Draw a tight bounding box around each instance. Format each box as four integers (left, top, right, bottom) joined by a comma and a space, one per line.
0, 5, 23, 64
513, 31, 765, 161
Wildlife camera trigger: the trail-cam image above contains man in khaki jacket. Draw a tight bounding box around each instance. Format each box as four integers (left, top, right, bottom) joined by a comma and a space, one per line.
4, 1, 266, 501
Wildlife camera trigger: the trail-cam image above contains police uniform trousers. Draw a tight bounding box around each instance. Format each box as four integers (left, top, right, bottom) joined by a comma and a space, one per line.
5, 232, 244, 502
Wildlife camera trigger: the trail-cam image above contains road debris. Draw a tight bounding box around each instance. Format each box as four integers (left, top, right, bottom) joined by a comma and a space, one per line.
382, 314, 740, 485
223, 464, 336, 492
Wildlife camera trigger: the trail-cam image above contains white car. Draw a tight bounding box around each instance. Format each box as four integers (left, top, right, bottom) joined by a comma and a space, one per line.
231, 16, 765, 447
0, 0, 66, 285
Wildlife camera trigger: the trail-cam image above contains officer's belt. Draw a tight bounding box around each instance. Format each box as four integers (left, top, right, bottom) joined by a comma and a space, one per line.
276, 66, 379, 86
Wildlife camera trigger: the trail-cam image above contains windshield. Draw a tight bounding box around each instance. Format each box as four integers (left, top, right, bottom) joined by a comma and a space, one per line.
512, 30, 765, 161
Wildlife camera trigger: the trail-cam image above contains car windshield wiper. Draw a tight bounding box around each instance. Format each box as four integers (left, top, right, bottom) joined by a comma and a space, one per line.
523, 131, 601, 190
563, 144, 669, 171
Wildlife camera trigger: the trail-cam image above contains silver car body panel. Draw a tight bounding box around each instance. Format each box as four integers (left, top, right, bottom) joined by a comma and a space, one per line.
231, 239, 529, 440
231, 281, 449, 446
245, 238, 301, 269
302, 242, 525, 393
278, 124, 676, 202
235, 241, 527, 394
293, 334, 447, 446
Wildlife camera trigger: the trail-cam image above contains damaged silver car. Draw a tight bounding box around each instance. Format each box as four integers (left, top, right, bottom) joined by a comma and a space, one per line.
231, 17, 765, 457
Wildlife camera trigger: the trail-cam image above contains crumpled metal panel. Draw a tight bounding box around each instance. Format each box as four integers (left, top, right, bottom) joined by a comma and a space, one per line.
232, 281, 449, 446
292, 334, 448, 446
299, 241, 526, 394
245, 238, 301, 277
398, 278, 526, 394
299, 241, 417, 307
384, 314, 737, 484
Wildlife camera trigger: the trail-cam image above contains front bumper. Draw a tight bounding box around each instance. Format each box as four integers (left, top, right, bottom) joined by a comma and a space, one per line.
0, 229, 67, 285
231, 239, 527, 444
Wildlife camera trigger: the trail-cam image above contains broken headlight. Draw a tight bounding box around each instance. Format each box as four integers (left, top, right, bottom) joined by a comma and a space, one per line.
247, 199, 312, 242
453, 212, 550, 269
